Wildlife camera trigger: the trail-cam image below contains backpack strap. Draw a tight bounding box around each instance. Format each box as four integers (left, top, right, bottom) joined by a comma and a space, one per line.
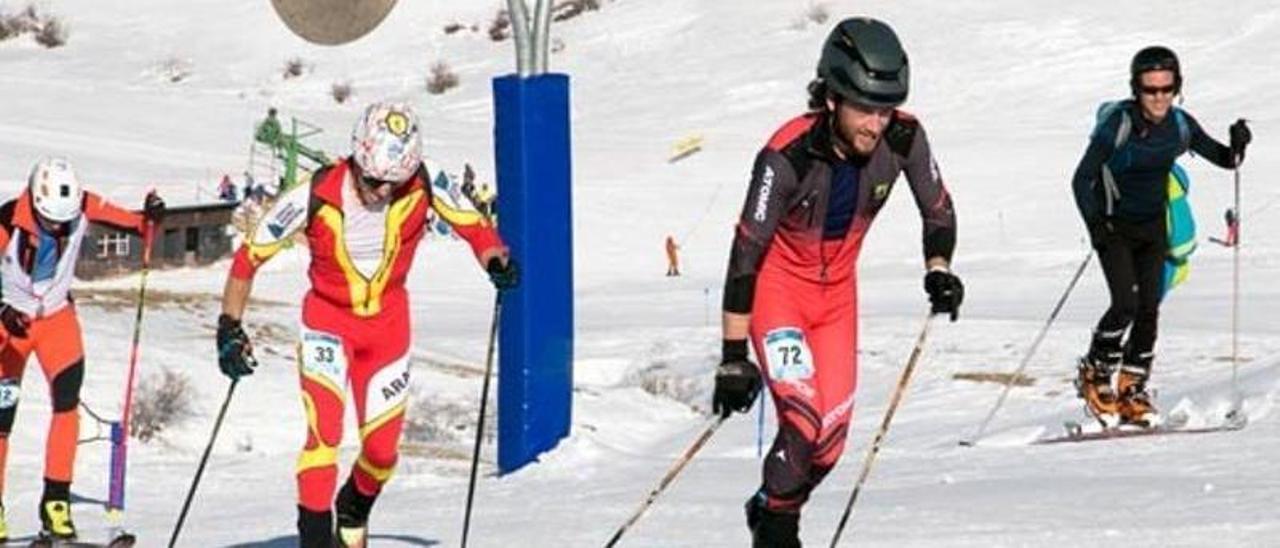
1172, 107, 1191, 155
1096, 102, 1130, 217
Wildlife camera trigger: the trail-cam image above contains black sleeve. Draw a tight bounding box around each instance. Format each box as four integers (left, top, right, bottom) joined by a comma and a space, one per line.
1071, 110, 1121, 224
722, 149, 798, 314
898, 120, 957, 262
1186, 114, 1236, 169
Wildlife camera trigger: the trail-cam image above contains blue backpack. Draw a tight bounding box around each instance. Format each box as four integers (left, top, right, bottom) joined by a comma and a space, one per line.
1093, 100, 1195, 299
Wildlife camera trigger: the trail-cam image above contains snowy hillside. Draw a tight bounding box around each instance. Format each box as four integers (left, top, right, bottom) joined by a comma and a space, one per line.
0, 0, 1278, 546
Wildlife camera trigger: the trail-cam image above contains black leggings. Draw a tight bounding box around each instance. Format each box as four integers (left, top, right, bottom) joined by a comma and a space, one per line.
1090, 218, 1167, 371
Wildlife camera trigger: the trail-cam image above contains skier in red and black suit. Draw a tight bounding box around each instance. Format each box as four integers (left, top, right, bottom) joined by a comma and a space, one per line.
710, 17, 961, 547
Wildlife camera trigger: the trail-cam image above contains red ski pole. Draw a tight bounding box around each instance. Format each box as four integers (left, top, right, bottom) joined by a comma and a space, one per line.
108, 221, 154, 529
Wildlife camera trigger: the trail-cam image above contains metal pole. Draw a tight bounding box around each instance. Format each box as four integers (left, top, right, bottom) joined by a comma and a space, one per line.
1228, 165, 1243, 420
460, 295, 503, 548
604, 416, 728, 547
830, 313, 935, 547
507, 0, 533, 76
532, 0, 552, 74
960, 252, 1092, 446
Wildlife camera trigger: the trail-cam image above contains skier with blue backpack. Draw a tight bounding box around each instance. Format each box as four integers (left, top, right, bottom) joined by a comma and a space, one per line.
1072, 45, 1251, 428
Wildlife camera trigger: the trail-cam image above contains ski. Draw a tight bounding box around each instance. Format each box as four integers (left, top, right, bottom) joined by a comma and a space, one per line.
26, 531, 135, 548
1035, 419, 1244, 445
26, 535, 134, 547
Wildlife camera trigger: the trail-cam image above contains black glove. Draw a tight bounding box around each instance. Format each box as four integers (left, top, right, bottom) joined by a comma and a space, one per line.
1229, 119, 1251, 164
924, 269, 964, 322
1086, 218, 1113, 249
143, 192, 166, 224
712, 340, 762, 418
486, 257, 519, 290
216, 314, 257, 380
0, 305, 30, 339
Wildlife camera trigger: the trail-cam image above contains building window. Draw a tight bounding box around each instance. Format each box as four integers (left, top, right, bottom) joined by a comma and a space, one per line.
97, 232, 130, 258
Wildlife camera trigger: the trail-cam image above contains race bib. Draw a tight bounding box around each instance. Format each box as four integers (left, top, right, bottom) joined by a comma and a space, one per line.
0, 379, 18, 409
299, 328, 347, 390
763, 327, 814, 382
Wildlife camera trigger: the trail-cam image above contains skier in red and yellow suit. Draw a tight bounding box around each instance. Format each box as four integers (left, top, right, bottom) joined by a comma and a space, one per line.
0, 157, 164, 541
217, 102, 517, 548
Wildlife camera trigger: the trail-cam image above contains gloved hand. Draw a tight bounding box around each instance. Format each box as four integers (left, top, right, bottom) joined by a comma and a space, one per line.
1086, 218, 1113, 249
143, 191, 166, 224
712, 340, 762, 418
0, 305, 30, 339
924, 268, 965, 322
486, 256, 519, 290
216, 314, 257, 380
1229, 119, 1251, 164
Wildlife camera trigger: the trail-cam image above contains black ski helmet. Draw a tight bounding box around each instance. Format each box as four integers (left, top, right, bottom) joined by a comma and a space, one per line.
1130, 45, 1181, 95
817, 17, 909, 108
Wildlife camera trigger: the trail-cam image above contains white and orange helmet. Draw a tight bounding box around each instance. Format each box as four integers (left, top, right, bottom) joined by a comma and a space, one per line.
350, 100, 423, 185
28, 157, 84, 223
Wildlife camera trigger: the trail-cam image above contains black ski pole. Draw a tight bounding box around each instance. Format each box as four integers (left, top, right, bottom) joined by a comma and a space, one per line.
460, 293, 502, 548
169, 379, 240, 548
604, 414, 729, 547
830, 312, 935, 547
960, 251, 1092, 446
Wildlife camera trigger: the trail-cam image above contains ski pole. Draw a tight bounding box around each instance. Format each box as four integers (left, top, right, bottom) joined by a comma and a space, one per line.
755, 388, 765, 458
169, 379, 240, 548
830, 312, 935, 547
460, 293, 502, 548
605, 414, 728, 547
108, 223, 154, 527
960, 251, 1092, 446
1227, 163, 1243, 422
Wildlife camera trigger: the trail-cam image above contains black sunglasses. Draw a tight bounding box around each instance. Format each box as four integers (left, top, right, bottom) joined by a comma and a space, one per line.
1139, 84, 1178, 96
359, 174, 398, 189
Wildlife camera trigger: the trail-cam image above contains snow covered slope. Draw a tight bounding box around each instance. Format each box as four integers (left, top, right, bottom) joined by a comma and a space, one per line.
0, 0, 1277, 546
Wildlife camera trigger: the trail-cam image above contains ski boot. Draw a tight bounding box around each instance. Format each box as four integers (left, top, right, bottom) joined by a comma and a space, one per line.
1117, 365, 1158, 428
296, 506, 336, 548
335, 477, 376, 548
745, 491, 800, 548
38, 498, 77, 541
1075, 356, 1119, 428
0, 502, 8, 543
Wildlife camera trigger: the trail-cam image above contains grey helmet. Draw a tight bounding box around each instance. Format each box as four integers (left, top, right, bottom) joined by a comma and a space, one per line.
817, 17, 909, 108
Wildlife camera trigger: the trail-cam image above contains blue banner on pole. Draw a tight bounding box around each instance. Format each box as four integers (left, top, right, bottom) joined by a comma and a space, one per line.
493, 73, 574, 474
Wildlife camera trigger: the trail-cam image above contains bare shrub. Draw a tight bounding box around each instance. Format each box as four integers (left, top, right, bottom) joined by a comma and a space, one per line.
552, 0, 601, 22
443, 22, 465, 35
425, 61, 459, 95
805, 3, 830, 25
282, 56, 308, 80
488, 10, 510, 42
156, 56, 193, 83
32, 14, 66, 48
130, 369, 197, 442
0, 15, 17, 41
0, 4, 64, 45
331, 80, 353, 104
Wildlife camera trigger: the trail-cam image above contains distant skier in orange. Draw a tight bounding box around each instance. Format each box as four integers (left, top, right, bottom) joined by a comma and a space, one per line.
665, 235, 680, 276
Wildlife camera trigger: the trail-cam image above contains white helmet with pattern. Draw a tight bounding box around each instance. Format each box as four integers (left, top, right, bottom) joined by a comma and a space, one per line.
28, 157, 84, 223
351, 100, 423, 185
